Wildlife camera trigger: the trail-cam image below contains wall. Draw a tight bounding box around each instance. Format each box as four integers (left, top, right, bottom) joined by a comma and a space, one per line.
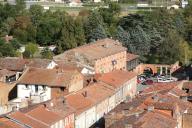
68, 74, 83, 93
64, 114, 74, 128
50, 119, 64, 128
108, 95, 116, 112
75, 113, 86, 128
0, 85, 14, 106
17, 84, 51, 102
94, 51, 127, 73
75, 107, 96, 128
96, 99, 109, 121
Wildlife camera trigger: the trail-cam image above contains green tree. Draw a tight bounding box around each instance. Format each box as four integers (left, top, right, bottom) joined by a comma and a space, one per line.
115, 26, 135, 53
56, 16, 76, 51
41, 47, 53, 59
10, 39, 21, 50
74, 17, 86, 46
84, 11, 107, 42
23, 43, 38, 58
157, 30, 181, 64
29, 5, 43, 26
0, 41, 16, 57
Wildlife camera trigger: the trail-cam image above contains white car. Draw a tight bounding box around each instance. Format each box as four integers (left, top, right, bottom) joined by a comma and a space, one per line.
167, 5, 180, 10
157, 77, 176, 83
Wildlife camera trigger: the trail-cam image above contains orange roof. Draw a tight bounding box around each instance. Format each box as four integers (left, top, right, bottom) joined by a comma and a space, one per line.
78, 82, 114, 103
135, 111, 177, 128
54, 38, 127, 61
45, 98, 75, 117
97, 70, 137, 89
65, 82, 115, 115
65, 92, 94, 115
0, 69, 16, 78
140, 81, 182, 95
26, 59, 53, 69
0, 118, 22, 128
9, 111, 48, 128
18, 67, 80, 87
26, 105, 62, 126
127, 53, 139, 62
0, 57, 28, 71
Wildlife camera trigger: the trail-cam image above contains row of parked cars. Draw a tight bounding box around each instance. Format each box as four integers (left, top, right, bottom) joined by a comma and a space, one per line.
137, 73, 177, 85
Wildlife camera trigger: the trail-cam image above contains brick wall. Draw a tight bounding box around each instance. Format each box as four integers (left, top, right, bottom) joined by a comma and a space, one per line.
94, 51, 127, 73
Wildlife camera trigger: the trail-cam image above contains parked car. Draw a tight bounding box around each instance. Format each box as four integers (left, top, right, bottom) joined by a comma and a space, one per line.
141, 79, 153, 85
157, 77, 176, 83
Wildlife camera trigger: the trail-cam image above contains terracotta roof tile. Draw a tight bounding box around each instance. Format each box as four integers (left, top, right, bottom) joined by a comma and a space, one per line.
65, 92, 94, 115
0, 57, 28, 71
0, 69, 16, 78
27, 59, 53, 69
0, 118, 22, 128
9, 111, 48, 128
26, 105, 62, 126
140, 81, 182, 95
18, 67, 80, 87
96, 70, 137, 89
54, 38, 127, 61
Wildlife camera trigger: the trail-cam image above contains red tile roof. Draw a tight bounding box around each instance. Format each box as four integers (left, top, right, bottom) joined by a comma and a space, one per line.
135, 111, 177, 128
78, 82, 114, 103
27, 59, 53, 69
65, 92, 94, 115
54, 38, 127, 61
65, 82, 115, 115
96, 70, 137, 89
0, 58, 28, 71
140, 81, 182, 95
0, 69, 16, 78
9, 111, 48, 128
18, 67, 80, 87
26, 105, 62, 126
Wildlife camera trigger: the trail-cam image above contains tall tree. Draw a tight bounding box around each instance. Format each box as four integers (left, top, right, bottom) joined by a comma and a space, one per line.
84, 11, 107, 42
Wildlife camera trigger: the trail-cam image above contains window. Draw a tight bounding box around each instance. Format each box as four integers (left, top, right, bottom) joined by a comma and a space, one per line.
35, 85, 38, 93
60, 87, 65, 92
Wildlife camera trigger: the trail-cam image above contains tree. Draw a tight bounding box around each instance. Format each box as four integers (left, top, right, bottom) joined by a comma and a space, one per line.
41, 47, 53, 59
10, 39, 21, 50
157, 30, 181, 64
29, 5, 43, 26
74, 17, 86, 46
178, 41, 192, 65
84, 11, 107, 42
23, 43, 38, 58
15, 0, 26, 14
0, 41, 16, 57
36, 17, 61, 46
56, 16, 77, 51
12, 16, 35, 43
115, 26, 135, 53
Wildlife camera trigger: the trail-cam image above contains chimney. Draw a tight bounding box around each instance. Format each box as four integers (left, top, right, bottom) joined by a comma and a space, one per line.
12, 106, 18, 112
82, 91, 87, 97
